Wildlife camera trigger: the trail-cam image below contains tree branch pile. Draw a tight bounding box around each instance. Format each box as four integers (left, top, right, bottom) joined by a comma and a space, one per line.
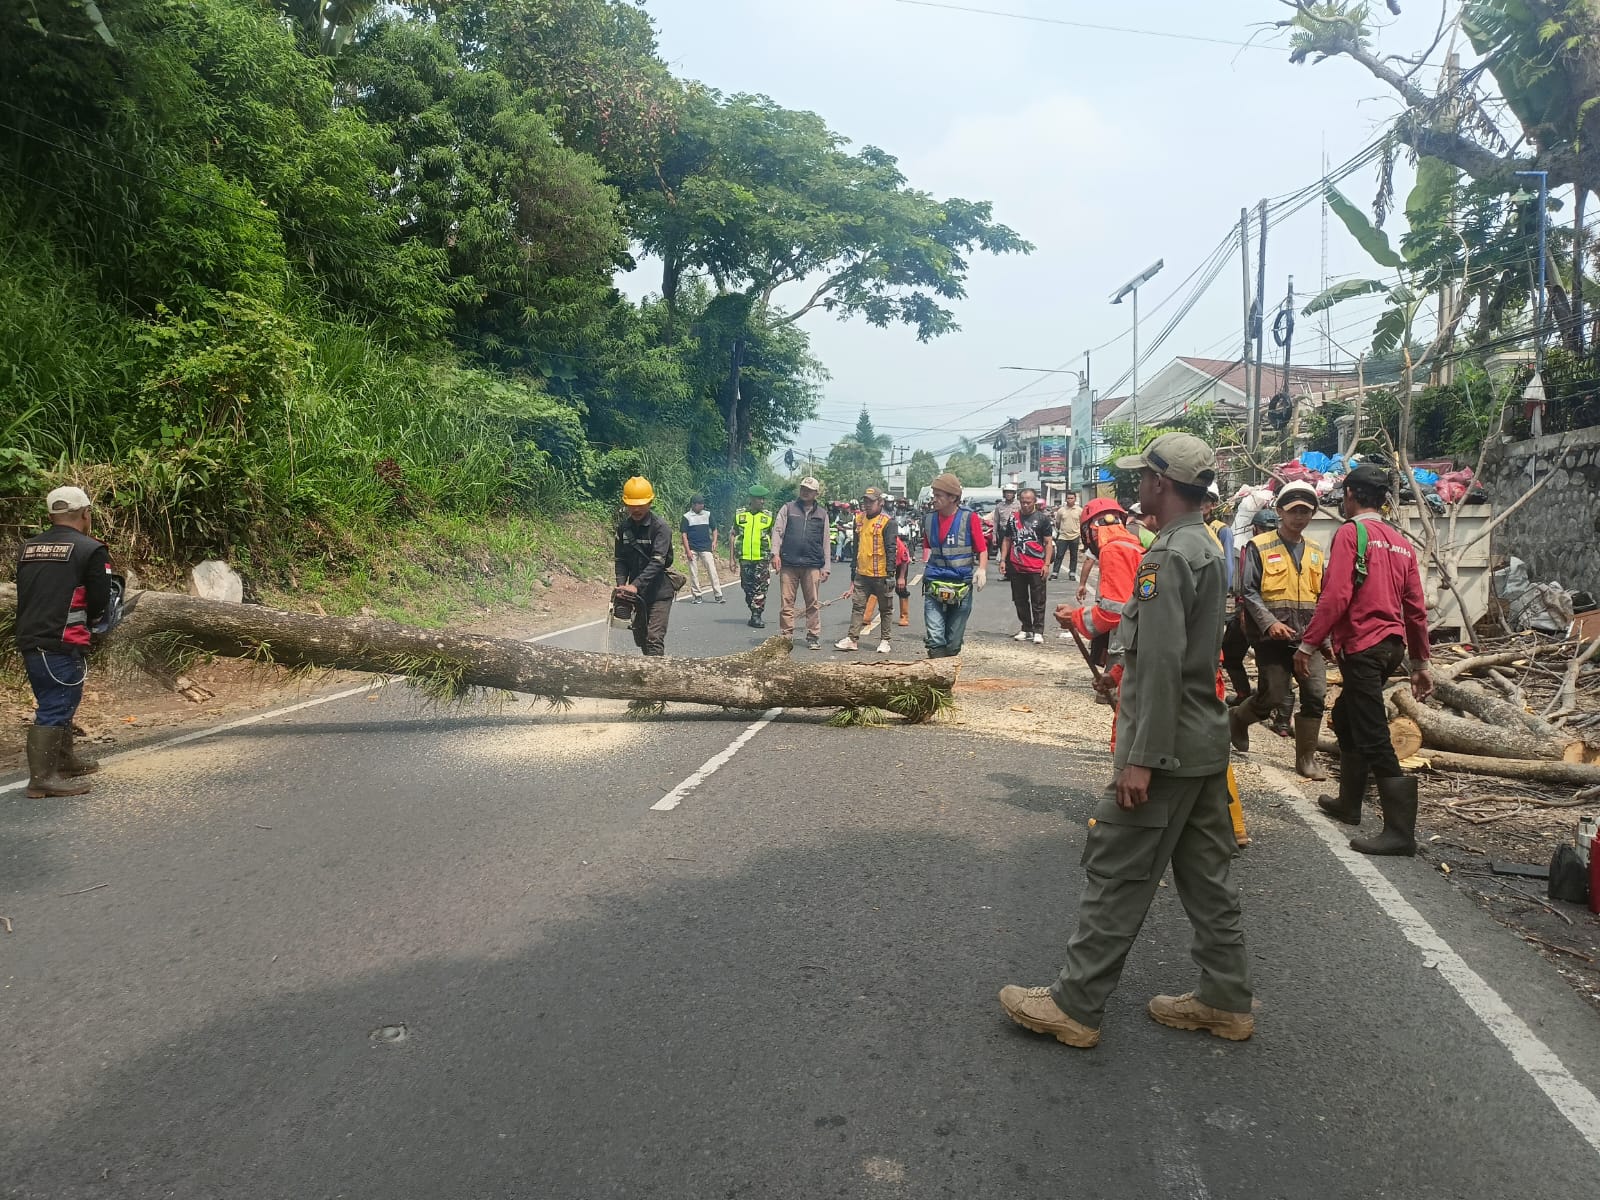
0, 586, 958, 721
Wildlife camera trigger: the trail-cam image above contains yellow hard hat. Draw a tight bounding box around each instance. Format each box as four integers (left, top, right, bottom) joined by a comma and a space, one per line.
622, 476, 655, 505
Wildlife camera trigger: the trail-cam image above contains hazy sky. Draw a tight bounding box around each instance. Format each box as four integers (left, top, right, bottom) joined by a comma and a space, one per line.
622, 0, 1458, 457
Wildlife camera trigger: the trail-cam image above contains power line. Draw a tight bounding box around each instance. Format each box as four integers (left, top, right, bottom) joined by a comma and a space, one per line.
890, 0, 1276, 51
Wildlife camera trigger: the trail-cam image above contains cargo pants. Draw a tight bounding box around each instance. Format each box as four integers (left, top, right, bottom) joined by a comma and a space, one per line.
1050, 770, 1251, 1028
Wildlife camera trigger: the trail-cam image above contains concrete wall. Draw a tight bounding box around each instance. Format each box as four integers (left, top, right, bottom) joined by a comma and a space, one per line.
1485, 426, 1600, 595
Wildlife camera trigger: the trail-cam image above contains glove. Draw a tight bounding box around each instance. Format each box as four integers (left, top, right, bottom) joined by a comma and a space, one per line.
975, 567, 988, 591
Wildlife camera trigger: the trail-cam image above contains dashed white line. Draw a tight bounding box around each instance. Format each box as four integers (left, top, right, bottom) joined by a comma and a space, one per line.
1, 613, 609, 795
1258, 762, 1600, 1161
650, 708, 783, 812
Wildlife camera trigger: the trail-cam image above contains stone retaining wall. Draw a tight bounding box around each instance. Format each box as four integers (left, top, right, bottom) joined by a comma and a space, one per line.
1485, 426, 1600, 595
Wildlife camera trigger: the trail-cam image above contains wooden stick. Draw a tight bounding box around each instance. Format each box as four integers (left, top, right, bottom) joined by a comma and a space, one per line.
57, 883, 110, 897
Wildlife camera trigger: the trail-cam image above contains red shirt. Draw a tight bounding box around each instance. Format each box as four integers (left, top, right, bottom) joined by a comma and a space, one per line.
1299, 514, 1429, 661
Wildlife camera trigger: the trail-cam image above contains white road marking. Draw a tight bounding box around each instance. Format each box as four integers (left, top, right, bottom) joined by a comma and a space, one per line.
650, 708, 783, 812
2, 614, 609, 794
1258, 763, 1600, 1160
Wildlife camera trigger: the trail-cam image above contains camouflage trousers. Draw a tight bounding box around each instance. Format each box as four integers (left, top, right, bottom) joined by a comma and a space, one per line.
739, 560, 770, 612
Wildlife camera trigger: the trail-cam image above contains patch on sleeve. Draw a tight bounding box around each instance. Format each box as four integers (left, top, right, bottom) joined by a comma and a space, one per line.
1136, 568, 1159, 601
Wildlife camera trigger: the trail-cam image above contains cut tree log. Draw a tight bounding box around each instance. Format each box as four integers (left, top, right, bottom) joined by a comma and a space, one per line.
1392, 688, 1597, 763
1428, 675, 1570, 742
1389, 716, 1424, 761
0, 586, 958, 719
1314, 736, 1600, 785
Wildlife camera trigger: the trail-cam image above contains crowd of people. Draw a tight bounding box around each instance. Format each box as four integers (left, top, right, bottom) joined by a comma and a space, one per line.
12, 453, 1434, 1057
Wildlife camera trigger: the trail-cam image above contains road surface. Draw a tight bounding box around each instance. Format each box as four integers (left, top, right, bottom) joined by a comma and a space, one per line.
3, 579, 1599, 1198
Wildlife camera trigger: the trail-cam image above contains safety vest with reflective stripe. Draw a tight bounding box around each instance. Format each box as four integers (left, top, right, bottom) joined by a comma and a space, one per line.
924, 506, 977, 582
1250, 530, 1325, 619
733, 509, 773, 562
1069, 523, 1143, 640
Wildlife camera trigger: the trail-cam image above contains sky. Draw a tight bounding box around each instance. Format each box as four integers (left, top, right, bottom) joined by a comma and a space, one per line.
620, 0, 1463, 459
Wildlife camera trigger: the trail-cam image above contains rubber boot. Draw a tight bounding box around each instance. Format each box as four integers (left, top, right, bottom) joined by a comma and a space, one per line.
1316, 749, 1366, 825
1228, 704, 1252, 752
1350, 776, 1418, 857
25, 726, 91, 799
1293, 717, 1327, 781
62, 729, 100, 776
898, 596, 910, 627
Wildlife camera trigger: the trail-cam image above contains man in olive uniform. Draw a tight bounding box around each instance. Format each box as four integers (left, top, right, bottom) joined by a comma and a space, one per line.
999, 433, 1252, 1048
729, 485, 775, 628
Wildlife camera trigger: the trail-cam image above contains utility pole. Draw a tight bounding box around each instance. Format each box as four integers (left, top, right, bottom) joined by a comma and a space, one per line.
1249, 198, 1268, 456
1239, 207, 1254, 447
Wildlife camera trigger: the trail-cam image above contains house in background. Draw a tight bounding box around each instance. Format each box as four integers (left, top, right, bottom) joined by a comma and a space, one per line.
1097, 356, 1358, 430
982, 393, 1125, 502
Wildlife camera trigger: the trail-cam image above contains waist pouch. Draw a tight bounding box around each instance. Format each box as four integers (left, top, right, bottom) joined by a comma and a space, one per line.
925, 580, 970, 605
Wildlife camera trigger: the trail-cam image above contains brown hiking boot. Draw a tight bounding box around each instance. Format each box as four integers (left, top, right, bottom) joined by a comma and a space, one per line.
1228, 705, 1251, 752
25, 726, 91, 799
1147, 992, 1254, 1041
998, 985, 1100, 1048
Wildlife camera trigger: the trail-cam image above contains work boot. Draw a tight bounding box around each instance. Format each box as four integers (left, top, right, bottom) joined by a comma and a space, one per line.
998, 985, 1100, 1048
898, 597, 910, 627
25, 726, 91, 799
1350, 776, 1419, 857
747, 613, 760, 628
1293, 717, 1327, 781
1228, 705, 1252, 752
1147, 993, 1254, 1042
1316, 749, 1367, 825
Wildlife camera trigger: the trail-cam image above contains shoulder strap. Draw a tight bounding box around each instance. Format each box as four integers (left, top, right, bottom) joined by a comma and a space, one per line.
1352, 520, 1369, 590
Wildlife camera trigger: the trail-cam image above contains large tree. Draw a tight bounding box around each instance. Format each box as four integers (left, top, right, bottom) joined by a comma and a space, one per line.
943, 438, 994, 488
906, 448, 940, 498
633, 91, 1031, 465
1276, 0, 1600, 354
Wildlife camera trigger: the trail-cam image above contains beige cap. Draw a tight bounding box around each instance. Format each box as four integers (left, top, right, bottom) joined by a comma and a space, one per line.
930, 473, 963, 497
1115, 432, 1217, 487
46, 486, 92, 514
861, 486, 883, 500
798, 475, 823, 492
1275, 480, 1320, 511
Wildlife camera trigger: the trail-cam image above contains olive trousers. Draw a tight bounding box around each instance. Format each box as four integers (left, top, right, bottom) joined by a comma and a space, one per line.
1050, 770, 1251, 1028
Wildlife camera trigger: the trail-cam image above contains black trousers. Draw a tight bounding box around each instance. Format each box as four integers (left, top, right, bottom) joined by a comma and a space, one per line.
631, 593, 673, 656
1010, 570, 1047, 634
1221, 614, 1251, 699
1052, 537, 1080, 576
1332, 636, 1405, 777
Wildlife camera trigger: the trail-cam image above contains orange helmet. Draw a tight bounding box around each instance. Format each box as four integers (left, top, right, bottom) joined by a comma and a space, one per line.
1081, 497, 1125, 526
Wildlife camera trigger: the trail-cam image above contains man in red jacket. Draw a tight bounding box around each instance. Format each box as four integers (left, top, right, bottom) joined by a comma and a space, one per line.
1056, 498, 1143, 669
1296, 463, 1433, 855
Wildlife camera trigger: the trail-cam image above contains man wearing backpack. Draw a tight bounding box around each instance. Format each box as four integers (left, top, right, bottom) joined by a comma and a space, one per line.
1297, 463, 1433, 855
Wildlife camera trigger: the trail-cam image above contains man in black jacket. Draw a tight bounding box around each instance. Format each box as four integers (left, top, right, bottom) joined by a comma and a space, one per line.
14, 486, 112, 798
614, 476, 676, 657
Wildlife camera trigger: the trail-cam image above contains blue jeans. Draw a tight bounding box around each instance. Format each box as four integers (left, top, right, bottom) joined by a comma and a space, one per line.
923, 585, 974, 657
23, 650, 86, 726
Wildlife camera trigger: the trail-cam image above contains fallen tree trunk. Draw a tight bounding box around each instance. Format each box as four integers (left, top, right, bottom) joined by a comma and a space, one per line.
1428, 676, 1570, 742
0, 586, 958, 719
1393, 688, 1595, 763
1315, 736, 1600, 785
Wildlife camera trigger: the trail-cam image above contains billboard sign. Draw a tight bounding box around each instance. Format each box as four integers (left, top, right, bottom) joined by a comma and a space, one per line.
1038, 425, 1068, 480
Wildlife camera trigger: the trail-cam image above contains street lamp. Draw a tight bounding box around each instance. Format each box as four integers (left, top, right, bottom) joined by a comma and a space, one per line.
1111, 260, 1164, 442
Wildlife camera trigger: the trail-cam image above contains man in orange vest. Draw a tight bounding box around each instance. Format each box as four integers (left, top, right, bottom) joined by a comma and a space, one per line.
836, 487, 898, 655
1229, 481, 1330, 779
1056, 497, 1144, 669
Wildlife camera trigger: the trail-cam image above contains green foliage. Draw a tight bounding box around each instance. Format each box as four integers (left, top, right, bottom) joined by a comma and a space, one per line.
906, 449, 940, 499
0, 0, 1023, 591
943, 438, 994, 488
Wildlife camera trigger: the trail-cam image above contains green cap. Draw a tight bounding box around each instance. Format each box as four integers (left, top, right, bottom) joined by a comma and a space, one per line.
1115, 432, 1217, 487
747, 484, 770, 497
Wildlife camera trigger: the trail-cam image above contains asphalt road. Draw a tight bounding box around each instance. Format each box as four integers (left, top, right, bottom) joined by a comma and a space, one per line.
4, 575, 1600, 1199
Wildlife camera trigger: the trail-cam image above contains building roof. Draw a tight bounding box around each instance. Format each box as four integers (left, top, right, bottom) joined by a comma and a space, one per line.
1173, 356, 1357, 400
982, 395, 1125, 442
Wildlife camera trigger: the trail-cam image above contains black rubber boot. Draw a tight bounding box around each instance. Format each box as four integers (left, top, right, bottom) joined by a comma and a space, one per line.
25, 726, 91, 799
1293, 717, 1327, 781
1316, 748, 1366, 825
62, 729, 100, 777
1228, 704, 1252, 752
1351, 776, 1418, 856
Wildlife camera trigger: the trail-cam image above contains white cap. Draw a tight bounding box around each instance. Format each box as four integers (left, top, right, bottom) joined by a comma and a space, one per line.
798, 475, 823, 492
46, 486, 92, 514
1206, 481, 1220, 500
1275, 480, 1320, 511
